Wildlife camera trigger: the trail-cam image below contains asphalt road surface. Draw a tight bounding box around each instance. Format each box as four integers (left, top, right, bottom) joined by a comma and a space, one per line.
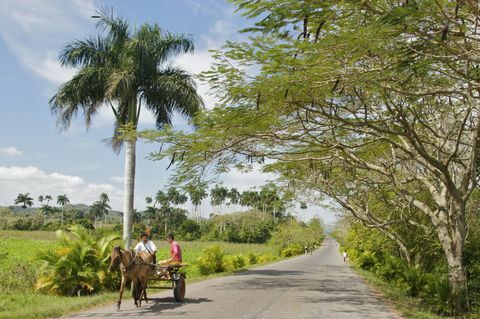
63, 237, 401, 319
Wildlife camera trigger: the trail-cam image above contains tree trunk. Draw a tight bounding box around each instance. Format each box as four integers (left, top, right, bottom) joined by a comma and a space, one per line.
436, 207, 468, 316
123, 139, 136, 249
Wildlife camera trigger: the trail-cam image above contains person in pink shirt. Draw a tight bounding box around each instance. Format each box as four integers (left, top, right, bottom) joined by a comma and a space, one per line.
160, 233, 182, 265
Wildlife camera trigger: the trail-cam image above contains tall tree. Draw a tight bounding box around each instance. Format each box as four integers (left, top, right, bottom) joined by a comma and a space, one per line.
56, 194, 70, 225
210, 185, 228, 214
14, 193, 34, 210
142, 1, 480, 313
50, 7, 203, 248
184, 182, 208, 222
167, 187, 188, 207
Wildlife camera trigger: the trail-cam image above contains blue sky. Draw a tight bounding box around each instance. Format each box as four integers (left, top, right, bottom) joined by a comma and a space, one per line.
0, 0, 337, 224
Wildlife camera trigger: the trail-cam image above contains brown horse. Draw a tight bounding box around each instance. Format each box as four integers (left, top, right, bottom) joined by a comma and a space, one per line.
108, 246, 155, 310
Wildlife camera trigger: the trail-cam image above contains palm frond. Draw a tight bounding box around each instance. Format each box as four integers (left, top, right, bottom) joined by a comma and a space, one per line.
50, 67, 108, 130
94, 6, 129, 42
141, 67, 204, 129
59, 36, 112, 68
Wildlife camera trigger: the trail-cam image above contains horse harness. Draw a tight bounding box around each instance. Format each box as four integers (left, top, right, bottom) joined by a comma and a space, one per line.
121, 249, 140, 272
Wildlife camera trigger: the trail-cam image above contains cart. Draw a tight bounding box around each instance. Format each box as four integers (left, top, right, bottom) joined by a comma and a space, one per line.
148, 263, 187, 302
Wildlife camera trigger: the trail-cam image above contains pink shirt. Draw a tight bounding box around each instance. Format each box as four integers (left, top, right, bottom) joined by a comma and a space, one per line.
170, 241, 182, 262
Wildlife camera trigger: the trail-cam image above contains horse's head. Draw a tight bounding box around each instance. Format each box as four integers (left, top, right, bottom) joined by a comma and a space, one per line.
109, 246, 122, 271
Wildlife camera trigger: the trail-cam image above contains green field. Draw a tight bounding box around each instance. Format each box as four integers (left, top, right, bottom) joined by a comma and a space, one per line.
0, 230, 280, 319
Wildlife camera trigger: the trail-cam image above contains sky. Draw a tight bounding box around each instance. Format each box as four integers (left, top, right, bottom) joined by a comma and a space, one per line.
0, 0, 338, 225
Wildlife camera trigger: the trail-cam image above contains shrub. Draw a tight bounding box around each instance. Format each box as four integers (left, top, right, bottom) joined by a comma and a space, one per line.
421, 272, 451, 315
36, 225, 120, 296
196, 244, 225, 275
247, 253, 259, 264
223, 255, 246, 272
258, 254, 278, 264
375, 256, 404, 282
357, 251, 377, 270
280, 243, 304, 257
398, 264, 427, 297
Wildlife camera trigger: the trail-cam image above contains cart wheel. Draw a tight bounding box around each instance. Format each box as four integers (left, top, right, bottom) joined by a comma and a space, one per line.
173, 274, 186, 302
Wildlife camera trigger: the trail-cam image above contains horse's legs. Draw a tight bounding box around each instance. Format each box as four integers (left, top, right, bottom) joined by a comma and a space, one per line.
132, 280, 139, 307
143, 276, 149, 303
117, 275, 126, 311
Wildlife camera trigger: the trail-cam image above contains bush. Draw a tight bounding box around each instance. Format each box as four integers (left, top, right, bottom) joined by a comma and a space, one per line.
398, 264, 427, 297
421, 272, 451, 315
196, 244, 225, 275
36, 225, 120, 296
223, 255, 246, 272
281, 243, 304, 257
247, 253, 259, 264
258, 254, 278, 264
357, 251, 377, 270
375, 256, 404, 282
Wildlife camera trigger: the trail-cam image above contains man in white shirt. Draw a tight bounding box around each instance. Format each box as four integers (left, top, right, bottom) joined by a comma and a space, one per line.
135, 233, 157, 264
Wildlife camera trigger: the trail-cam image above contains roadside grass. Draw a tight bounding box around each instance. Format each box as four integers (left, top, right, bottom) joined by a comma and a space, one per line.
354, 268, 450, 319
0, 231, 283, 319
0, 293, 118, 319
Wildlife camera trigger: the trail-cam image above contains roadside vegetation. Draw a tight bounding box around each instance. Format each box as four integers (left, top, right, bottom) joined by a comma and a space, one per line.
333, 214, 480, 318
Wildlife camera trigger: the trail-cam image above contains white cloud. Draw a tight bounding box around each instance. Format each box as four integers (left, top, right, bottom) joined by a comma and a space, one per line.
0, 0, 94, 85
0, 147, 22, 156
0, 166, 124, 210
110, 176, 125, 183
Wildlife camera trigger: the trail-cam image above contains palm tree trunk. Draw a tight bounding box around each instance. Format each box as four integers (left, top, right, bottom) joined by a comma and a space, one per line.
123, 138, 136, 249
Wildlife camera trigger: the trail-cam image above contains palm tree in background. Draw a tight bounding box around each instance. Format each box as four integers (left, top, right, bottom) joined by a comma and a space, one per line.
185, 182, 208, 222
50, 7, 203, 248
45, 195, 53, 205
227, 188, 241, 213
90, 193, 111, 228
38, 195, 45, 206
56, 194, 70, 225
14, 193, 34, 210
167, 187, 188, 207
210, 185, 228, 214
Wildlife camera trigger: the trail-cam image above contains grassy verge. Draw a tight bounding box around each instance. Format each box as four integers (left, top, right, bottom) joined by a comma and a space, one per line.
0, 293, 119, 319
354, 268, 450, 319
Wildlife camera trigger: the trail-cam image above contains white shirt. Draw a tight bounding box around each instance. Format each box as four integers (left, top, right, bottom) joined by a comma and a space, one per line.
134, 240, 157, 254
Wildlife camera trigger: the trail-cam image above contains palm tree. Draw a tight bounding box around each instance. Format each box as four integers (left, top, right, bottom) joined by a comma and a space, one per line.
38, 195, 45, 206
50, 7, 203, 248
144, 205, 157, 225
45, 195, 53, 205
227, 188, 241, 213
132, 209, 142, 233
185, 182, 208, 222
145, 196, 153, 206
39, 204, 55, 225
99, 192, 110, 226
167, 187, 188, 207
14, 193, 34, 210
57, 194, 70, 225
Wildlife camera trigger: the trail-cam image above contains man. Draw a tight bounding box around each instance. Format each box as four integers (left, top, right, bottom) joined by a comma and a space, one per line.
160, 233, 182, 265
134, 233, 157, 264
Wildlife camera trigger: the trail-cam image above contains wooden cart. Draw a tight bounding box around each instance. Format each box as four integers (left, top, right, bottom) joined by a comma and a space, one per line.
148, 264, 187, 302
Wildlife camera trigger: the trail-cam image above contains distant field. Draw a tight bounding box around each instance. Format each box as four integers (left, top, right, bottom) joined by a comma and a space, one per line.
0, 230, 59, 241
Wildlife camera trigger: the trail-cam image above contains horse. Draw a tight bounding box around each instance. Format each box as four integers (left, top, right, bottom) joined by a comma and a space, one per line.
108, 246, 155, 310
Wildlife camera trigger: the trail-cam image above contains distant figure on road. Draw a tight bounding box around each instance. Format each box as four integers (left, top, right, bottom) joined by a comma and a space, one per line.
134, 233, 157, 264
343, 251, 348, 263
159, 233, 182, 265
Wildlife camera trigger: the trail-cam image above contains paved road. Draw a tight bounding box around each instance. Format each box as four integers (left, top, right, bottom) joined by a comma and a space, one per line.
63, 237, 401, 319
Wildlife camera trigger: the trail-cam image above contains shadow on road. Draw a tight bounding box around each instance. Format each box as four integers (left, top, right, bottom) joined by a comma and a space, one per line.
66, 297, 213, 318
